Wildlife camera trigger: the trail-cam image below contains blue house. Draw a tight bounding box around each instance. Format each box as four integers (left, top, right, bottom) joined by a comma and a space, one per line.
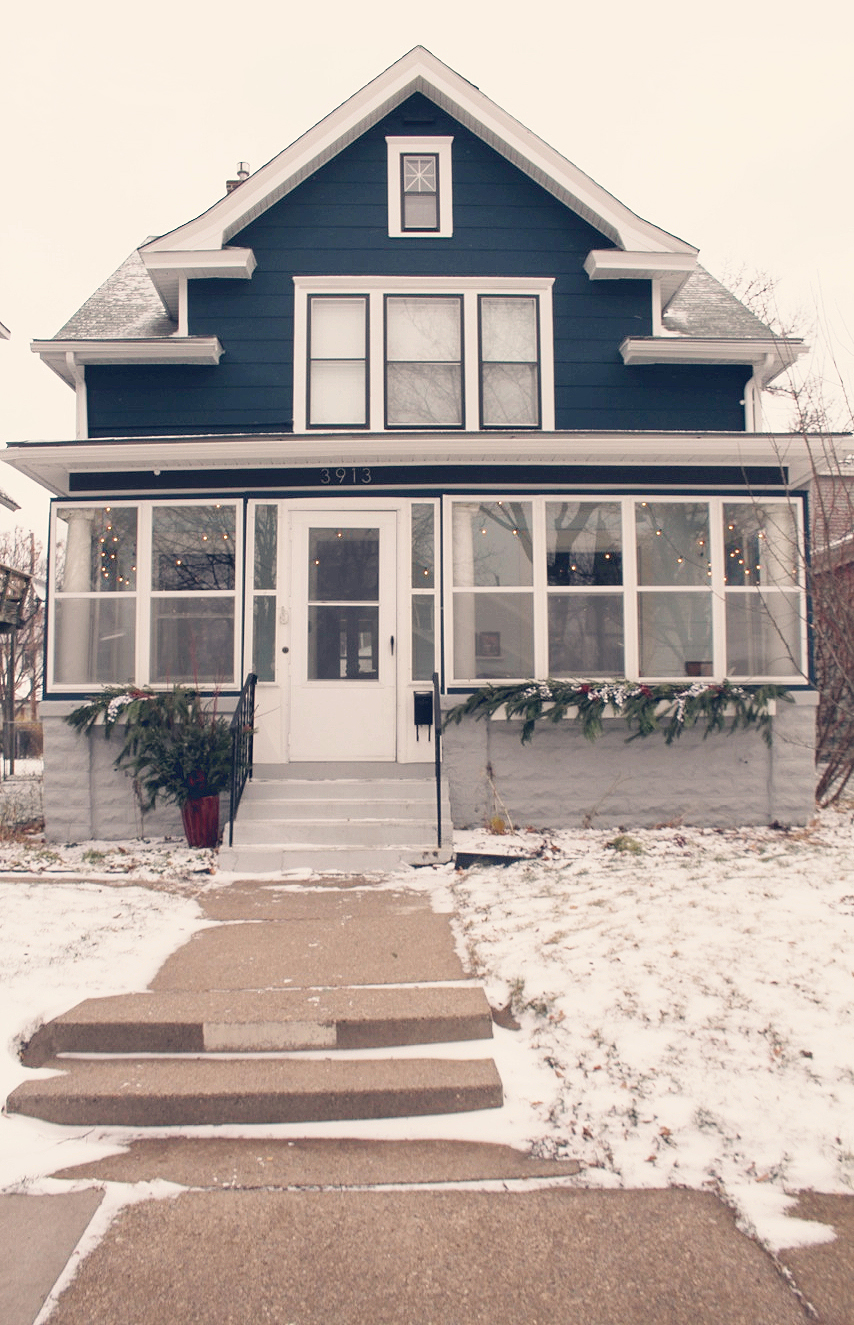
7, 49, 821, 856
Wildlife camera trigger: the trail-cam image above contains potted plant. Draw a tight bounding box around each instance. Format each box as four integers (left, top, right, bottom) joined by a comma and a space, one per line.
65, 685, 232, 848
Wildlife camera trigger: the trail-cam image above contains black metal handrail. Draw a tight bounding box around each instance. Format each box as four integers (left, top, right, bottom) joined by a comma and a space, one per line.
228, 673, 257, 846
432, 670, 442, 849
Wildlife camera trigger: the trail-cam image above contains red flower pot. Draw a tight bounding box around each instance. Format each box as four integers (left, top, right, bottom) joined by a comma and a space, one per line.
181, 795, 220, 848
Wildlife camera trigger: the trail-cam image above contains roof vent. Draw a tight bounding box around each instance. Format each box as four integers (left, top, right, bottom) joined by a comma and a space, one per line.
226, 162, 251, 194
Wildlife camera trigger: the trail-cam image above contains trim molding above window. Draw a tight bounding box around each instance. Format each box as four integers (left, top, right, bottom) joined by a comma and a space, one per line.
293, 276, 555, 433
386, 137, 453, 237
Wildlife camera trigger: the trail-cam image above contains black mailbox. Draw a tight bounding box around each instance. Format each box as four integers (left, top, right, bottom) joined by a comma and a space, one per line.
413, 690, 433, 737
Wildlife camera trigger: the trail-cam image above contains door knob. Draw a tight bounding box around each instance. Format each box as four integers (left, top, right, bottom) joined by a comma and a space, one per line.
281, 646, 289, 654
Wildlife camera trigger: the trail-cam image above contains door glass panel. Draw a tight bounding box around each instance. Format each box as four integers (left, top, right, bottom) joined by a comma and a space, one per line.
308, 528, 379, 601
307, 527, 380, 681
308, 606, 379, 679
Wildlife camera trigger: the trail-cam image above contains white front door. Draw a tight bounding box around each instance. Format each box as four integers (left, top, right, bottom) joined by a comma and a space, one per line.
288, 510, 398, 761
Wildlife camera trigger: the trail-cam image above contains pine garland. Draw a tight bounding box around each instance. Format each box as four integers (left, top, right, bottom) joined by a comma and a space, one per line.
443, 680, 793, 747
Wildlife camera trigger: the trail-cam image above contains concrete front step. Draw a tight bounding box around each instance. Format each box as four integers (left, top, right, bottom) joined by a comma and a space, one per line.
6, 1056, 503, 1126
237, 798, 438, 821
246, 779, 437, 801
231, 818, 440, 847
217, 843, 453, 873
22, 986, 494, 1065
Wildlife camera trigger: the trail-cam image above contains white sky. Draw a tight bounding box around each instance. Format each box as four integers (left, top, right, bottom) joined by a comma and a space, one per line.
1, 0, 852, 537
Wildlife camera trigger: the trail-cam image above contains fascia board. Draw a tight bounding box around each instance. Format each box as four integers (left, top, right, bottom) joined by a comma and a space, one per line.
141, 48, 696, 257
585, 251, 698, 280
621, 336, 809, 381
31, 338, 223, 387
2, 429, 835, 498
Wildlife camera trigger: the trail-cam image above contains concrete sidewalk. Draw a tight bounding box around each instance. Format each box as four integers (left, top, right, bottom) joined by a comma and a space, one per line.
3, 875, 853, 1323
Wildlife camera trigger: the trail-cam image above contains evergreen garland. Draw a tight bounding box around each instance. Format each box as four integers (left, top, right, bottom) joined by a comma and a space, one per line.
443, 680, 793, 747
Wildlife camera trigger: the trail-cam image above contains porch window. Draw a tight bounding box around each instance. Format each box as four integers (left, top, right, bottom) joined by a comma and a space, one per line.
446, 496, 806, 685
48, 501, 241, 690
411, 503, 436, 681
251, 504, 277, 683
52, 505, 137, 686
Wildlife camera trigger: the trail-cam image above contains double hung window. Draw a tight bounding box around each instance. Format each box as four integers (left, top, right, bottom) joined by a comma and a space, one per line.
447, 496, 806, 685
296, 277, 554, 432
386, 137, 453, 237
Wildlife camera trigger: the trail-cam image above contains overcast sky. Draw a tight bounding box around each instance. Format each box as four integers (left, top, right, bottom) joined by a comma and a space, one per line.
1, 0, 851, 538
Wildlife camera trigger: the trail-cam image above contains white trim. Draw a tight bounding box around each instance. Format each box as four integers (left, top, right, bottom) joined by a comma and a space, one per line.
140, 48, 696, 257
386, 137, 453, 237
584, 249, 697, 308
620, 335, 808, 387
31, 337, 224, 388
6, 429, 840, 499
140, 249, 256, 319
64, 353, 88, 439
293, 276, 555, 433
176, 275, 189, 337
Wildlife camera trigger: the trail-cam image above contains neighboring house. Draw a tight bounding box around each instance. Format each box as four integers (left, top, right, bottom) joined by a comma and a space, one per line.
4, 48, 833, 839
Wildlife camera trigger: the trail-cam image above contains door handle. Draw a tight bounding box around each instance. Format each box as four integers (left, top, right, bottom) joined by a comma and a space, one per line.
390, 635, 395, 656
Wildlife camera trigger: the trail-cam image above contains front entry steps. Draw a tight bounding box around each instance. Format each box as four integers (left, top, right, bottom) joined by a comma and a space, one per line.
7, 887, 503, 1128
219, 763, 453, 874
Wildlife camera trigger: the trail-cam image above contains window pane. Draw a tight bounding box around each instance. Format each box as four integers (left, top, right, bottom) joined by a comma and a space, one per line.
55, 506, 137, 593
308, 529, 378, 602
548, 594, 624, 676
253, 505, 277, 591
310, 297, 366, 358
403, 193, 438, 229
481, 297, 537, 362
638, 591, 713, 677
310, 360, 366, 426
308, 606, 378, 680
253, 596, 276, 683
150, 600, 235, 683
453, 592, 534, 680
726, 592, 803, 677
412, 594, 435, 680
452, 502, 534, 587
386, 363, 462, 426
411, 505, 435, 588
402, 156, 437, 194
636, 502, 711, 586
152, 506, 235, 591
54, 598, 135, 685
546, 501, 622, 586
481, 364, 538, 426
386, 298, 460, 362
723, 503, 800, 588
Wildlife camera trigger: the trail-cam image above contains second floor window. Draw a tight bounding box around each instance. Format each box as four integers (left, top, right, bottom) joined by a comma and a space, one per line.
401, 154, 439, 231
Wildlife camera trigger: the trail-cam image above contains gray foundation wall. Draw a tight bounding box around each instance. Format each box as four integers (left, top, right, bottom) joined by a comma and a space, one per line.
440, 693, 818, 830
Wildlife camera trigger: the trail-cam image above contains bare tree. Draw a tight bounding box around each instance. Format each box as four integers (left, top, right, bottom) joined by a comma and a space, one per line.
0, 529, 45, 756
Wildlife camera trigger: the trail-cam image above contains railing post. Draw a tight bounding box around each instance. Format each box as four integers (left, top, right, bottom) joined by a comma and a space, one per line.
432, 671, 442, 849
228, 673, 257, 847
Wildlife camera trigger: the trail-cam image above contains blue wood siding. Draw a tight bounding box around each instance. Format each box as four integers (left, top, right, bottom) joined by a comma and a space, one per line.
86, 94, 748, 437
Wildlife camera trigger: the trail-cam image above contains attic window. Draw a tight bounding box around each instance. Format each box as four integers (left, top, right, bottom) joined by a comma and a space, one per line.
387, 137, 453, 238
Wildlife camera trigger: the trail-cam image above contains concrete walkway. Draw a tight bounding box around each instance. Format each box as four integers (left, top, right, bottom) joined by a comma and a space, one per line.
3, 875, 853, 1323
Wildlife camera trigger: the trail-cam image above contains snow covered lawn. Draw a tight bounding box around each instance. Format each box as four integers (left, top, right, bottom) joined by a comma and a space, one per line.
449, 811, 854, 1249
0, 807, 852, 1253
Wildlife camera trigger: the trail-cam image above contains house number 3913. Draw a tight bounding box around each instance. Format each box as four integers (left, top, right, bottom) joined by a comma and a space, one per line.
320, 467, 373, 484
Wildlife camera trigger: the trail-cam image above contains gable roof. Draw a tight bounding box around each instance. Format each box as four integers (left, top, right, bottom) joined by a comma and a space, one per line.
142, 47, 696, 264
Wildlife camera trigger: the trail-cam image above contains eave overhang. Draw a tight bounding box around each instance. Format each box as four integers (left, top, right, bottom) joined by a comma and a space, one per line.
620, 336, 809, 385
30, 338, 224, 386
2, 429, 840, 498
140, 249, 257, 318
141, 47, 696, 262
584, 250, 698, 304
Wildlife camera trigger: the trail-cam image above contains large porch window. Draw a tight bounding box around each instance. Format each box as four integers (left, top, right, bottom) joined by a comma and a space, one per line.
447, 496, 806, 685
49, 501, 241, 689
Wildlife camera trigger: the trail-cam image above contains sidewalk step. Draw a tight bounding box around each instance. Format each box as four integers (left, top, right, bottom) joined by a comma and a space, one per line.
7, 1056, 503, 1126
22, 986, 494, 1065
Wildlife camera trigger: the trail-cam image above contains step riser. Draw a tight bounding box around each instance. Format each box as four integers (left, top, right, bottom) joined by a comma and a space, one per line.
245, 782, 437, 801
231, 821, 439, 847
26, 1013, 492, 1060
217, 846, 452, 872
237, 801, 439, 821
8, 1083, 502, 1127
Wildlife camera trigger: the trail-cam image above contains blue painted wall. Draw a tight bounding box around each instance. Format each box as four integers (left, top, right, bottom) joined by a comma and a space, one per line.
86, 94, 750, 437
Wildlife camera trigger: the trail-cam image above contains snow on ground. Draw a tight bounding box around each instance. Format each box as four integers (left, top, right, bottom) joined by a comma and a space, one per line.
0, 800, 853, 1253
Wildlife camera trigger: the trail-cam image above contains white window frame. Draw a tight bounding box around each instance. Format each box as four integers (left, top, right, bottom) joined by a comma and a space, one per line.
386, 137, 453, 238
443, 494, 807, 687
48, 499, 243, 691
293, 276, 555, 433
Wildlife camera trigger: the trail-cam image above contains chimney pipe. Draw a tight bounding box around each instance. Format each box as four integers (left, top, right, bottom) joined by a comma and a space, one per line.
226, 162, 251, 194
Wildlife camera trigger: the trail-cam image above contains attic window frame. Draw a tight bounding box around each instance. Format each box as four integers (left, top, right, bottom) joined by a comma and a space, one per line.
386, 137, 453, 238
